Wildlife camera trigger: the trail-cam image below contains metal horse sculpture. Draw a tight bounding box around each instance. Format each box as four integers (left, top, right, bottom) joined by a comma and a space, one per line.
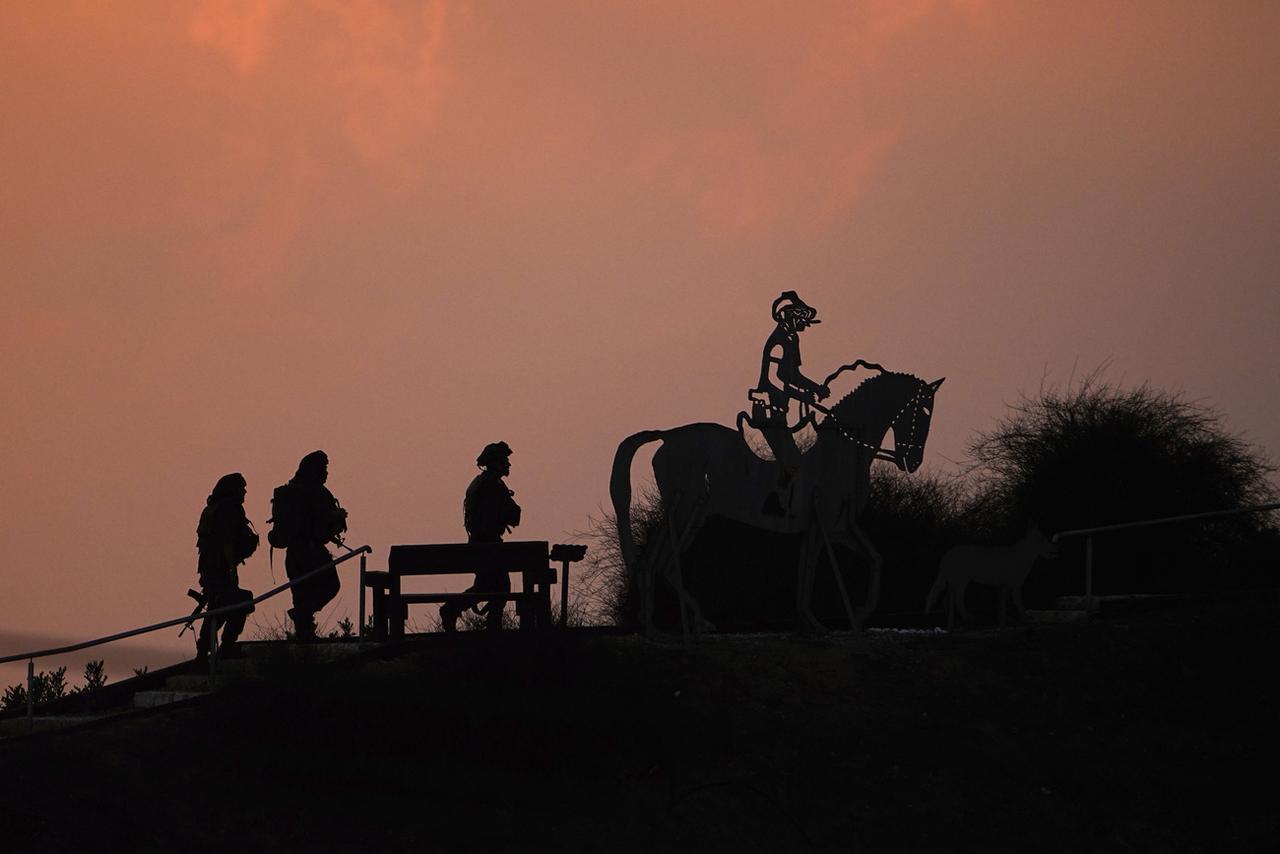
610, 367, 944, 638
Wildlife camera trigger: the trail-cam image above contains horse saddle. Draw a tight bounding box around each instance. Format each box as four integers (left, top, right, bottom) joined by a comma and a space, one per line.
737, 397, 818, 463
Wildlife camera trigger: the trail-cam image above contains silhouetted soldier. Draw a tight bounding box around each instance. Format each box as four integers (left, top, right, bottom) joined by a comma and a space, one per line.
195, 473, 258, 662
441, 441, 521, 632
279, 450, 347, 641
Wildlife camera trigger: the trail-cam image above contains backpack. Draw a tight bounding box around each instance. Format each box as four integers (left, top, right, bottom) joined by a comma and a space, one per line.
267, 483, 302, 550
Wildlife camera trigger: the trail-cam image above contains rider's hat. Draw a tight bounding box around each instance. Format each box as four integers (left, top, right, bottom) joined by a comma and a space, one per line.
476, 441, 513, 468
772, 291, 820, 324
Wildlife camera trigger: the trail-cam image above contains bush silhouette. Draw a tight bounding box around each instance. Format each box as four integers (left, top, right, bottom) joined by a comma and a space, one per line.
858, 468, 971, 615
580, 486, 666, 628
966, 371, 1277, 600
1, 666, 70, 712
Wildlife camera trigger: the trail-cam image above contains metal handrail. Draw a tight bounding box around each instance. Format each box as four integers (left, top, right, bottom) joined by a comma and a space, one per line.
1, 545, 372, 720
1049, 503, 1279, 602
1052, 502, 1280, 543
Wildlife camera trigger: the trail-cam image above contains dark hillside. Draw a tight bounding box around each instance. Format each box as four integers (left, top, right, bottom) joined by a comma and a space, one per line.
2, 600, 1277, 852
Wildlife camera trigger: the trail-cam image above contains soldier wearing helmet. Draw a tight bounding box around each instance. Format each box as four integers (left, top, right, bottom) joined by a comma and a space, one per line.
441, 441, 522, 632
282, 450, 347, 641
750, 291, 830, 477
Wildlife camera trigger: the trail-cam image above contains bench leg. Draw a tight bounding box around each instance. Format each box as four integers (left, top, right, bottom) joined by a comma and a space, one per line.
371, 587, 386, 641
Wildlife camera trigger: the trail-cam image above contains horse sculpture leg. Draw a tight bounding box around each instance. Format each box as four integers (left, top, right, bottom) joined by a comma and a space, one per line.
662, 492, 693, 644
794, 527, 812, 631
796, 527, 827, 633
638, 488, 711, 642
848, 522, 883, 631
667, 492, 713, 643
815, 511, 858, 632
638, 534, 661, 639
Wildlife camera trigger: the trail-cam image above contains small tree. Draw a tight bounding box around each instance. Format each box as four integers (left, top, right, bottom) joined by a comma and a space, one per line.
77, 659, 108, 693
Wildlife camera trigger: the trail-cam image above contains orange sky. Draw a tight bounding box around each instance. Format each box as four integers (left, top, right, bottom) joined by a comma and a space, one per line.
2, 1, 1278, 668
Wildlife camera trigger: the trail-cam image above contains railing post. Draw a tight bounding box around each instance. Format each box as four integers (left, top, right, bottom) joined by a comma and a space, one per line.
207, 609, 218, 676
559, 558, 569, 628
359, 553, 367, 640
26, 659, 34, 721
1085, 534, 1094, 608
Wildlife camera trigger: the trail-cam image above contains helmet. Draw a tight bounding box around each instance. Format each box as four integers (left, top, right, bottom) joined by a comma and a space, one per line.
297, 450, 328, 474
771, 291, 820, 325
476, 441, 512, 468
294, 450, 329, 484
208, 472, 246, 505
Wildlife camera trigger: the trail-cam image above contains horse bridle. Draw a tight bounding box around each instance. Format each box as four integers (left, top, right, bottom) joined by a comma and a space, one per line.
819, 385, 928, 466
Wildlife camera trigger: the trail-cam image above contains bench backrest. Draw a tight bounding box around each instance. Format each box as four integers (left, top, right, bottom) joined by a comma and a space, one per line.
388, 541, 550, 577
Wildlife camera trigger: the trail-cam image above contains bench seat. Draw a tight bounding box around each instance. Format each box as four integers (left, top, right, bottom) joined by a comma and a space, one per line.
363, 542, 580, 639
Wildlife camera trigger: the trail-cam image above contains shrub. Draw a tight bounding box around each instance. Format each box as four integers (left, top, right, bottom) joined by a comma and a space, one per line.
579, 486, 668, 628
1, 666, 70, 712
966, 370, 1277, 598
857, 467, 972, 614
77, 659, 108, 693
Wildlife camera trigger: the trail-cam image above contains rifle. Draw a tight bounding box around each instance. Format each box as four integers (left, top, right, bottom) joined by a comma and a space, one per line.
178, 588, 206, 638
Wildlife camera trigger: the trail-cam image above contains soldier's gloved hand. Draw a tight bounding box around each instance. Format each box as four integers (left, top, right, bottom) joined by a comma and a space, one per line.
818, 384, 831, 401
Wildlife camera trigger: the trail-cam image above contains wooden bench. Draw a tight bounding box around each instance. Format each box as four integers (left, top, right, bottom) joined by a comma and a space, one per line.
364, 541, 586, 640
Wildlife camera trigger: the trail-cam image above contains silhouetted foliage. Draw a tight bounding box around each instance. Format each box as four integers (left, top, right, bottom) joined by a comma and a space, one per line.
77, 659, 107, 693
580, 486, 667, 627
858, 468, 972, 614
1, 666, 70, 712
1, 660, 114, 712
966, 371, 1277, 599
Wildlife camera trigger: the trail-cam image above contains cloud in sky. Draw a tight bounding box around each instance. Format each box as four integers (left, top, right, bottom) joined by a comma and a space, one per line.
176, 0, 983, 255
188, 0, 287, 75
189, 0, 456, 171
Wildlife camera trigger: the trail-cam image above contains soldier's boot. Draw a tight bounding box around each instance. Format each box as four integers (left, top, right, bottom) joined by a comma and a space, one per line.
289, 608, 317, 642
439, 602, 459, 633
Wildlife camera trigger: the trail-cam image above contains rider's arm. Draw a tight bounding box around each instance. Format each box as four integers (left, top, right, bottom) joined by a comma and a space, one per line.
771, 345, 822, 401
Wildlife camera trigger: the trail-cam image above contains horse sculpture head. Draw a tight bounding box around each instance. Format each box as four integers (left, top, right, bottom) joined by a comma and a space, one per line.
826, 372, 945, 473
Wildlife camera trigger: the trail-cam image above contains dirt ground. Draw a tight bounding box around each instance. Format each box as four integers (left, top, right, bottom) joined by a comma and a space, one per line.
1, 599, 1277, 852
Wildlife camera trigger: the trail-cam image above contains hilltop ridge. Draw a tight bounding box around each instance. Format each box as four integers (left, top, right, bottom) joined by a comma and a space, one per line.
1, 602, 1277, 852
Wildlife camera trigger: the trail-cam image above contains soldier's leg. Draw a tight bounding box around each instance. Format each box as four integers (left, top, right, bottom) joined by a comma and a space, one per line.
479, 570, 509, 631
197, 579, 230, 658
313, 567, 340, 614
221, 587, 255, 648
441, 574, 482, 632
285, 547, 322, 639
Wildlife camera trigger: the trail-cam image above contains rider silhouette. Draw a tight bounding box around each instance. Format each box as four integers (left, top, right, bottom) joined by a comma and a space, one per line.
751, 292, 830, 475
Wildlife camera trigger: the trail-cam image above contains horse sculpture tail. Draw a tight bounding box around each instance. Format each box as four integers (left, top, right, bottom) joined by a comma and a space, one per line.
609, 430, 664, 574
